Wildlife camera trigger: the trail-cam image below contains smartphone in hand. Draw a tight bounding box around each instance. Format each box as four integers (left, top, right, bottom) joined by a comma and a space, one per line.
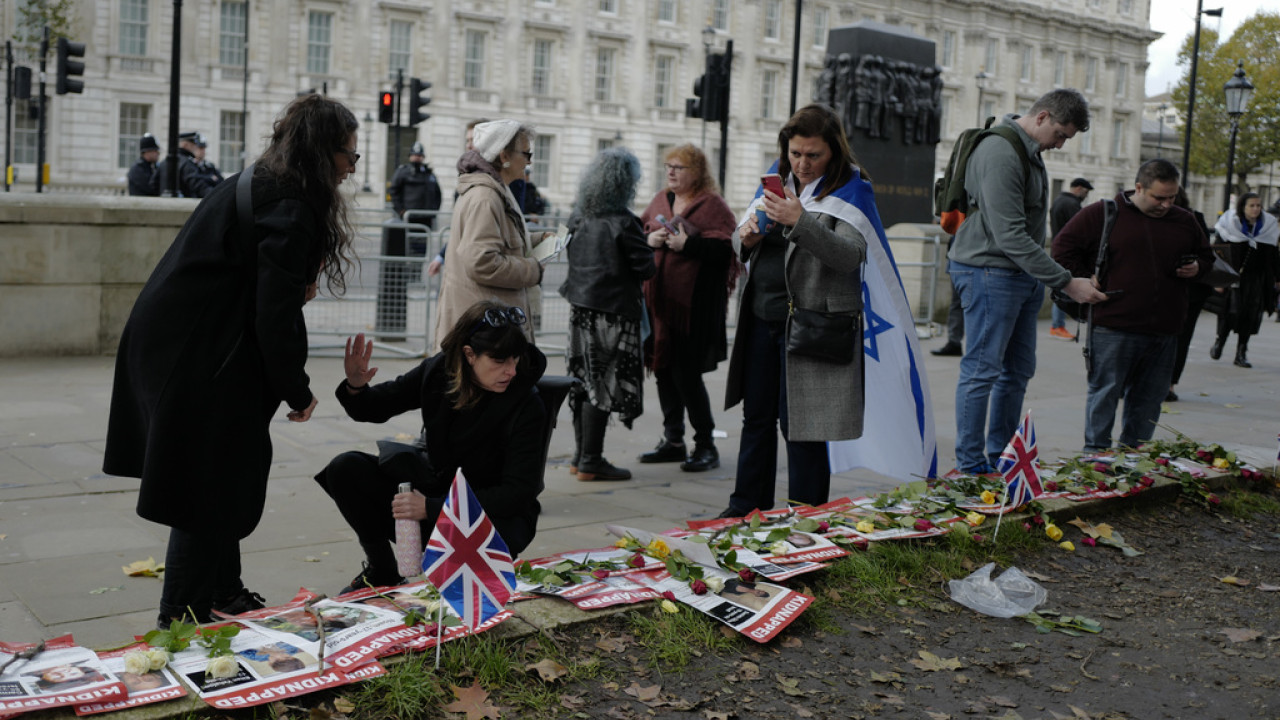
761, 173, 785, 198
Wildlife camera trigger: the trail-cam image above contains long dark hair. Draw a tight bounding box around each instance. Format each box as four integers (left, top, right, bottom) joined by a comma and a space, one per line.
777, 104, 868, 201
1236, 192, 1261, 227
439, 300, 531, 410
256, 94, 358, 294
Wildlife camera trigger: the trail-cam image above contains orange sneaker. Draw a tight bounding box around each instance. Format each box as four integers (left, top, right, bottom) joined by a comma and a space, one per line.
1049, 326, 1076, 341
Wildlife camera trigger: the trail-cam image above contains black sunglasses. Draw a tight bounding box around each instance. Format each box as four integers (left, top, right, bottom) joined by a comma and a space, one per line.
337, 147, 360, 164
470, 307, 527, 337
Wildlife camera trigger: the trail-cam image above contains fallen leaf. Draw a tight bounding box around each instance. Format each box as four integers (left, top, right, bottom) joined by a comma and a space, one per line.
332, 698, 354, 714
89, 586, 123, 594
1022, 570, 1055, 582
623, 682, 661, 702
303, 556, 321, 563
781, 636, 803, 649
738, 661, 761, 681
910, 650, 963, 672
526, 658, 568, 682
442, 683, 502, 720
558, 694, 585, 710
776, 674, 807, 697
1097, 531, 1143, 557
985, 695, 1019, 708
926, 712, 951, 720
0, 534, 6, 540
1218, 576, 1251, 586
870, 670, 902, 683
1257, 584, 1280, 592
122, 557, 164, 577
786, 703, 815, 718
1066, 517, 1114, 539
1220, 628, 1262, 643
1224, 403, 1243, 408
595, 636, 628, 653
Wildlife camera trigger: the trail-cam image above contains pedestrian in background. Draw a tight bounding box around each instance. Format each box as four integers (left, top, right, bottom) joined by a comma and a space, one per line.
389, 141, 443, 231
1047, 177, 1093, 341
1210, 192, 1280, 368
561, 147, 656, 481
127, 133, 161, 197
637, 144, 736, 473
103, 94, 360, 630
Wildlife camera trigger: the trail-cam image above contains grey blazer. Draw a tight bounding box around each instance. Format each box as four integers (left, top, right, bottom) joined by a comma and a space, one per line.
725, 209, 867, 441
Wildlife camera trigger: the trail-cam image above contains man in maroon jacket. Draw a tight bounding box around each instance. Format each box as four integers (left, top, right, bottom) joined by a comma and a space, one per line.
1051, 159, 1213, 451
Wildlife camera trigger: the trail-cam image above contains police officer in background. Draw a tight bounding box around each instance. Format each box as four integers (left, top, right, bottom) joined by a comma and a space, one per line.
389, 141, 443, 231
192, 133, 225, 190
127, 133, 162, 196
159, 131, 218, 198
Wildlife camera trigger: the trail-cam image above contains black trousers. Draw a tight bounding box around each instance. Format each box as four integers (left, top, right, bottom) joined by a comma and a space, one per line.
654, 357, 716, 448
160, 527, 242, 619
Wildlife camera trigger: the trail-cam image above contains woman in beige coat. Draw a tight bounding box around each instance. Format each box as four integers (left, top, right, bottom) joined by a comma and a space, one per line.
433, 120, 542, 351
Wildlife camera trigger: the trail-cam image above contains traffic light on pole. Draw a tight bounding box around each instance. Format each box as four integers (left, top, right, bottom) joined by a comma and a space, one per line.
685, 73, 707, 119
703, 54, 727, 124
55, 37, 85, 95
378, 91, 395, 124
408, 78, 431, 126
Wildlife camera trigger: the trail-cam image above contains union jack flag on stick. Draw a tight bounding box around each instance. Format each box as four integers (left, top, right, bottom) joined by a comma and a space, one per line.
422, 471, 516, 632
993, 411, 1044, 539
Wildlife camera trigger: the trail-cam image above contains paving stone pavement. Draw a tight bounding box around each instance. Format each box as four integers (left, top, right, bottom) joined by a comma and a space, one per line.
2, 315, 1277, 651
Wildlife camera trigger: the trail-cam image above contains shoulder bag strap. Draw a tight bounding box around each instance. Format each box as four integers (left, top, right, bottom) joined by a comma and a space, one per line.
236, 164, 255, 239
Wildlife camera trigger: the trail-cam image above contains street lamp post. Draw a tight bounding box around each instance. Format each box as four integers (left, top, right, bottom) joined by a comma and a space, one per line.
701, 24, 715, 149
361, 111, 373, 193
974, 71, 990, 126
1222, 61, 1255, 213
1181, 2, 1224, 183
1157, 102, 1168, 154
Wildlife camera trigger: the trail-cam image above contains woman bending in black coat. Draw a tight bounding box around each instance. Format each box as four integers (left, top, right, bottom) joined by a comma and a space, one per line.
103, 95, 359, 629
316, 300, 548, 593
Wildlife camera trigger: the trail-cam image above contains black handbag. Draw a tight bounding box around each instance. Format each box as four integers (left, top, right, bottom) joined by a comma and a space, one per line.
786, 307, 860, 364
1051, 198, 1117, 322
375, 440, 436, 489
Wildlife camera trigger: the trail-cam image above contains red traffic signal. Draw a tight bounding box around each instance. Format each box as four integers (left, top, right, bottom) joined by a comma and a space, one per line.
378, 91, 395, 124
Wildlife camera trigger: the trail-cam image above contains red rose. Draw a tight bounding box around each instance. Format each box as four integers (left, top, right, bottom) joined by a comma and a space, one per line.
972, 534, 985, 543
1031, 515, 1045, 526
1023, 522, 1033, 532
1208, 494, 1221, 505
851, 537, 869, 550
627, 553, 646, 568
1081, 537, 1097, 547
661, 590, 676, 601
1044, 480, 1059, 492
913, 519, 934, 532
1096, 479, 1109, 490
738, 568, 757, 582
1139, 476, 1154, 487
690, 579, 708, 595
817, 521, 830, 532
1093, 463, 1109, 473
1155, 457, 1169, 466
591, 569, 609, 580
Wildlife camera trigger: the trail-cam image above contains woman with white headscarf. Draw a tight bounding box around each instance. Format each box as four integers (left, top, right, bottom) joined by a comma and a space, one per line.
433, 119, 542, 352
1210, 191, 1280, 368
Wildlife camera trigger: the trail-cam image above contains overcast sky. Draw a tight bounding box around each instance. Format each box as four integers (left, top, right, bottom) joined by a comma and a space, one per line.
1145, 0, 1280, 97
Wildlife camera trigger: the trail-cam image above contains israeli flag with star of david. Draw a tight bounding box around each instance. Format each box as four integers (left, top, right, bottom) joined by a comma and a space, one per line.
745, 163, 937, 479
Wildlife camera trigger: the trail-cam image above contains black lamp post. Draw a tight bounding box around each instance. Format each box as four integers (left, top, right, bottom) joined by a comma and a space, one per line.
701, 24, 715, 149
1180, 2, 1223, 183
1157, 102, 1168, 153
1221, 61, 1254, 213
974, 70, 990, 126
361, 111, 372, 193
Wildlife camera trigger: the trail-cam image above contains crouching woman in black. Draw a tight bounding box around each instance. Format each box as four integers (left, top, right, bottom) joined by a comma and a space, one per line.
315, 300, 547, 592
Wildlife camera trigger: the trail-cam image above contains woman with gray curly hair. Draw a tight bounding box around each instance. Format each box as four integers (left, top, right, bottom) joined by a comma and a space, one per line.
560, 148, 656, 480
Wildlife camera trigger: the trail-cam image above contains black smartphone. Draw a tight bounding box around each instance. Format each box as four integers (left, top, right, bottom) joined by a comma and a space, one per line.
1105, 289, 1125, 297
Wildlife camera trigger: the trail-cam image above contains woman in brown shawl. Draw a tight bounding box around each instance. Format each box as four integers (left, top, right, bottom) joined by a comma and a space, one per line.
638, 144, 737, 472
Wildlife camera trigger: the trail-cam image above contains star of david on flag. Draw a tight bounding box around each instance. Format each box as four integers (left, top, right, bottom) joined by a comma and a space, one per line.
421, 471, 516, 630
996, 411, 1043, 509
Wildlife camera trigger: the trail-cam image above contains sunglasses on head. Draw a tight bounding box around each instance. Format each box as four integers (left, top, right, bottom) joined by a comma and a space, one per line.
470, 306, 527, 337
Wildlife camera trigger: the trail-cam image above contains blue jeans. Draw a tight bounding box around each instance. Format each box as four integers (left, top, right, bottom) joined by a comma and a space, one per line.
949, 261, 1044, 472
1084, 327, 1175, 451
729, 315, 830, 513
1050, 302, 1068, 329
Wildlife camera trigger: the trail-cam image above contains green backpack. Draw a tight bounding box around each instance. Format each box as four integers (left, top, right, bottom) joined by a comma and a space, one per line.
933, 117, 1031, 235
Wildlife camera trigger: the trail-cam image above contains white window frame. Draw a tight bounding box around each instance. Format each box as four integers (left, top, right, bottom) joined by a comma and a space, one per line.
712, 0, 730, 31
764, 0, 782, 40
598, 0, 617, 15
118, 103, 150, 169
653, 54, 674, 108
220, 110, 246, 174
1115, 62, 1128, 96
388, 20, 412, 81
761, 68, 779, 120
813, 7, 828, 48
531, 135, 552, 188
1085, 57, 1097, 92
1111, 117, 1126, 156
14, 100, 39, 164
658, 0, 676, 23
984, 39, 998, 75
218, 1, 247, 67
941, 31, 955, 68
1019, 45, 1033, 82
594, 46, 617, 102
464, 29, 487, 89
1054, 51, 1066, 86
119, 0, 149, 56
531, 38, 553, 96
306, 11, 332, 75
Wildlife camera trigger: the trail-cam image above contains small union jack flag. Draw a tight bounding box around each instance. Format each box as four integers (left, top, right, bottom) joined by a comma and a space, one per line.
421, 471, 516, 630
996, 411, 1043, 508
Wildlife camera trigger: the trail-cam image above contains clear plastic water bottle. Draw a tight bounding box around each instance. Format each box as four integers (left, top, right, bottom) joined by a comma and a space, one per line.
394, 482, 423, 578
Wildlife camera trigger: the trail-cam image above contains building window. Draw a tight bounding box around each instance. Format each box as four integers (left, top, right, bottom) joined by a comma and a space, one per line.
389, 20, 412, 81
984, 39, 998, 75
306, 11, 332, 75
218, 1, 246, 67
655, 143, 675, 194
598, 0, 617, 14
764, 0, 782, 40
117, 103, 150, 168
1079, 128, 1093, 154
1111, 117, 1126, 156
939, 95, 949, 136
14, 100, 39, 165
653, 55, 674, 108
464, 29, 486, 89
1085, 57, 1097, 92
1115, 62, 1128, 96
813, 7, 828, 48
761, 68, 778, 120
119, 0, 149, 56
594, 47, 616, 102
532, 39, 553, 96
941, 30, 955, 68
658, 0, 676, 23
220, 110, 246, 173
1119, 0, 1134, 13
1019, 46, 1033, 82
597, 136, 616, 153
1054, 52, 1066, 86
712, 0, 730, 31
531, 135, 551, 187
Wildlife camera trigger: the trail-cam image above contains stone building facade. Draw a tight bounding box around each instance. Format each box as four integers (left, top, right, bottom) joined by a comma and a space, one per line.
3, 0, 1156, 217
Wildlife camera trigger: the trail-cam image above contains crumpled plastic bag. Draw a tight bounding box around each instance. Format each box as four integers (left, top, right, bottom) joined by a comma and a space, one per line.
948, 562, 1047, 618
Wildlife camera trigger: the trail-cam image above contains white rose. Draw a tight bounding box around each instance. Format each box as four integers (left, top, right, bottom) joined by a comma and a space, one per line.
205, 655, 239, 679
122, 650, 151, 675
145, 648, 170, 671
769, 541, 788, 556
704, 576, 725, 594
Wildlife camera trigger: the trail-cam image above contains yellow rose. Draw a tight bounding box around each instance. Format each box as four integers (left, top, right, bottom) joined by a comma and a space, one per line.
660, 599, 679, 614
1212, 458, 1230, 469
647, 538, 671, 559
1059, 541, 1075, 552
965, 512, 985, 527
856, 520, 876, 534
980, 490, 997, 504
614, 538, 629, 548
1045, 524, 1063, 541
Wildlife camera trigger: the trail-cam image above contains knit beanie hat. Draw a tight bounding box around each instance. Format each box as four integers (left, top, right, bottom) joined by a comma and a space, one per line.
470, 120, 521, 163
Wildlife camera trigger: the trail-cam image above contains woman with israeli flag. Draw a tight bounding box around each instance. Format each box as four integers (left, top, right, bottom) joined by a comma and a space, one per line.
718, 104, 872, 518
